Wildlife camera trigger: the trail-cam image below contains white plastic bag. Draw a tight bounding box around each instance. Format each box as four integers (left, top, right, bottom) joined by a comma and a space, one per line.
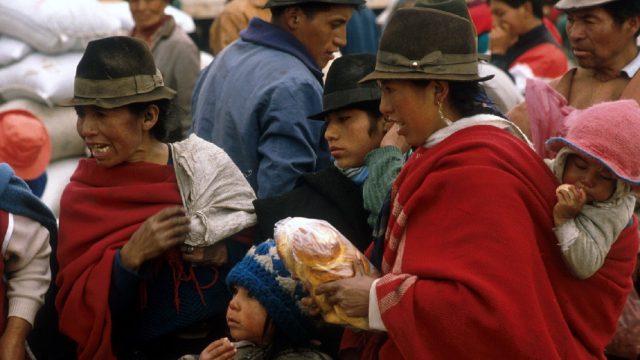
0, 52, 82, 107
0, 0, 122, 54
0, 36, 32, 67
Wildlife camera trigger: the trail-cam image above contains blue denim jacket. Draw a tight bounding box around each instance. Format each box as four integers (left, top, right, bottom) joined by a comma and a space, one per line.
191, 18, 331, 198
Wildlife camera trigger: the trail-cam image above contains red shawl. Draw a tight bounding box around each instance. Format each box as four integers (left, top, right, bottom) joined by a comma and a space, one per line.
344, 126, 638, 359
56, 159, 182, 360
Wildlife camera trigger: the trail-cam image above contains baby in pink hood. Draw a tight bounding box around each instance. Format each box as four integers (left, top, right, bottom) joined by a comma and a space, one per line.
545, 99, 640, 279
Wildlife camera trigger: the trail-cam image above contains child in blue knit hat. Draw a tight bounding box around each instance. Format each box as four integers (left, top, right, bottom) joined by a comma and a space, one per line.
191, 239, 331, 360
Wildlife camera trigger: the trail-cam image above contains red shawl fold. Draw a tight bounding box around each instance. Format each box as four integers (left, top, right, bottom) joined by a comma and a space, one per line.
343, 126, 638, 359
56, 159, 182, 360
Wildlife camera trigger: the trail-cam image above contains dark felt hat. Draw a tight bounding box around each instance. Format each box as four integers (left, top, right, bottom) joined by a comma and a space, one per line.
59, 36, 175, 108
361, 7, 492, 82
414, 0, 472, 22
555, 0, 618, 10
309, 54, 380, 120
265, 0, 364, 8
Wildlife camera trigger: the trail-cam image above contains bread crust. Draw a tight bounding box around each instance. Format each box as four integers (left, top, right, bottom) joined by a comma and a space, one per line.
275, 217, 377, 330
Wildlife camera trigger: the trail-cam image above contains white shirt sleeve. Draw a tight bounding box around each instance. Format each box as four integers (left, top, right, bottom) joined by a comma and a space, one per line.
368, 278, 387, 331
3, 214, 52, 325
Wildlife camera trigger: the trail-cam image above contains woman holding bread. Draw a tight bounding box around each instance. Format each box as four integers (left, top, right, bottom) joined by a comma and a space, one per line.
314, 7, 639, 359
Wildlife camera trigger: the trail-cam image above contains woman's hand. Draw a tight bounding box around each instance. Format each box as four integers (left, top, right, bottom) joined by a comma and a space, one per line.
121, 206, 190, 271
553, 184, 587, 226
199, 337, 237, 360
381, 123, 410, 153
314, 260, 377, 318
181, 241, 228, 266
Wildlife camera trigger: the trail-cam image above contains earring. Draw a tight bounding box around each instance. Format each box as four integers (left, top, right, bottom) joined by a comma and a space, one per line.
438, 101, 452, 126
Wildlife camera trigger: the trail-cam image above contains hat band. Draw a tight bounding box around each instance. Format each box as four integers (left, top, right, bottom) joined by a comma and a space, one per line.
73, 69, 166, 99
376, 50, 479, 76
323, 87, 380, 109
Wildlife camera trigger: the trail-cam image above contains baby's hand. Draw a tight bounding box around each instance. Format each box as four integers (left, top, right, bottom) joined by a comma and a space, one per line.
554, 184, 587, 226
199, 337, 236, 360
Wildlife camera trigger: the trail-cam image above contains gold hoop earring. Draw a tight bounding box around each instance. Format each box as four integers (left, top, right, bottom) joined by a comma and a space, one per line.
438, 101, 452, 126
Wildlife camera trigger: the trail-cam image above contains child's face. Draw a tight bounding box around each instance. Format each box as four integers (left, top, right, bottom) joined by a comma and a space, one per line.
562, 153, 617, 203
226, 285, 270, 344
324, 108, 384, 169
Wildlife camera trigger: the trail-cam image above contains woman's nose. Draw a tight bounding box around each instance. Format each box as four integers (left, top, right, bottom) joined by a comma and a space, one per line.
78, 117, 97, 137
379, 95, 391, 115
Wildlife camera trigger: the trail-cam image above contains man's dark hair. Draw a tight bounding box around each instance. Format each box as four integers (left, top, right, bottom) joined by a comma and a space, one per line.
271, 2, 357, 20
601, 0, 640, 37
350, 100, 384, 136
487, 0, 544, 19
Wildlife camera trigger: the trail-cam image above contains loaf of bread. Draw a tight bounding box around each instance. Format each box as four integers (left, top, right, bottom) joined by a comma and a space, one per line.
274, 217, 378, 330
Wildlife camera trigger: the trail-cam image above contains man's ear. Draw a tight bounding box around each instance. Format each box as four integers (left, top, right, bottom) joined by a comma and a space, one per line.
284, 6, 303, 30
624, 15, 640, 39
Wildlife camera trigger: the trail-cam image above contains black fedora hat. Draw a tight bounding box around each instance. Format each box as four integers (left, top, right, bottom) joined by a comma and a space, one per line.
309, 54, 380, 120
59, 36, 175, 108
361, 7, 493, 82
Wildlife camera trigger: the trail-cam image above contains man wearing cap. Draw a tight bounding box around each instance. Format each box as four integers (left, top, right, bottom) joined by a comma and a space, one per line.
508, 0, 640, 138
191, 0, 360, 199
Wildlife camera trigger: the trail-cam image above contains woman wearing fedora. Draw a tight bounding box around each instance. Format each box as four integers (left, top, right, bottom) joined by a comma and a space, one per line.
32, 36, 258, 360
312, 7, 638, 359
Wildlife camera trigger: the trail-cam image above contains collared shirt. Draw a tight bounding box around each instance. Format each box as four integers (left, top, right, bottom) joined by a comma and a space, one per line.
621, 48, 640, 78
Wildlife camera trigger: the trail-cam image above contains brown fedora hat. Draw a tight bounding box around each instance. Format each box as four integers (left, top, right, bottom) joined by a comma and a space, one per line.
555, 0, 618, 10
59, 36, 175, 109
361, 7, 493, 83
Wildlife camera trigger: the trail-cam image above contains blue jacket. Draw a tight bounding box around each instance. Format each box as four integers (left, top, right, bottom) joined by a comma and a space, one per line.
191, 18, 331, 198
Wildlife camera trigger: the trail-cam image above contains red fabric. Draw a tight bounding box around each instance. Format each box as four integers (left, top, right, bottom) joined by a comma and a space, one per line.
0, 210, 7, 333
468, 2, 492, 35
543, 17, 562, 45
512, 42, 568, 79
56, 159, 182, 360
343, 126, 638, 359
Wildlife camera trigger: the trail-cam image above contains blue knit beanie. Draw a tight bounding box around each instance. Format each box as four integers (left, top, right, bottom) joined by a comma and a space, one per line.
226, 239, 314, 344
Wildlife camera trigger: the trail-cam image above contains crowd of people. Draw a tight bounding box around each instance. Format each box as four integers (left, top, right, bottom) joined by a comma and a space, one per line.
0, 0, 639, 359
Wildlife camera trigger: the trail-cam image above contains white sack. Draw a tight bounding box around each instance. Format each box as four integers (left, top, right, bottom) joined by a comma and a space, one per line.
0, 52, 82, 107
0, 36, 33, 67
0, 0, 123, 54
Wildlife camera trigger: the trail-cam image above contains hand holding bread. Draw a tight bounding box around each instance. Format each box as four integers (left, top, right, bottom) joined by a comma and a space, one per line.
274, 217, 379, 330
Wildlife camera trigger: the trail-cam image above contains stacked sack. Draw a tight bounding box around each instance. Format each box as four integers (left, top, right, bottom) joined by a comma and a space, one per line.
0, 0, 203, 216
